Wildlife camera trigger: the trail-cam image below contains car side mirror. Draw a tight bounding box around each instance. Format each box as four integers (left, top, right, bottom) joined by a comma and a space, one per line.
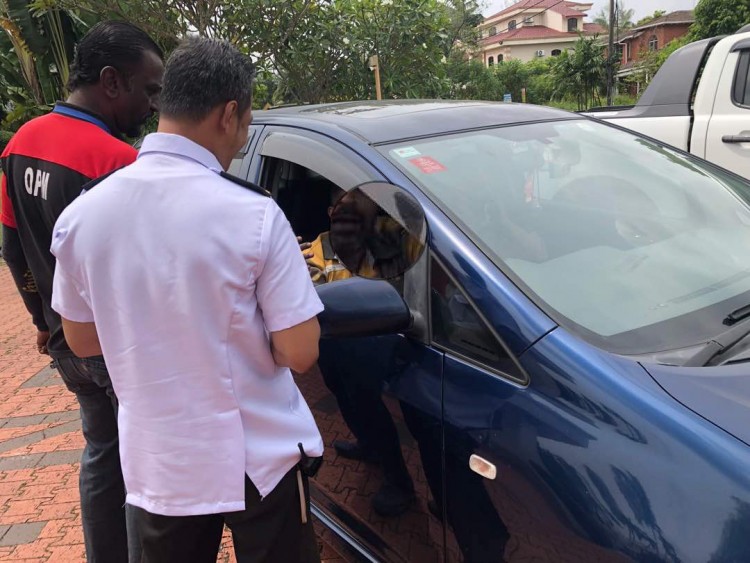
316, 277, 412, 338
329, 182, 427, 280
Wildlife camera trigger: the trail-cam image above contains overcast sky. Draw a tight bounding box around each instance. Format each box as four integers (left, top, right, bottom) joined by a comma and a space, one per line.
482, 0, 698, 22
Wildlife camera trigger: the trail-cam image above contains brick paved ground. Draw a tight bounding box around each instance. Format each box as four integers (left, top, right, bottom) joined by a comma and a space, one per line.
0, 260, 345, 562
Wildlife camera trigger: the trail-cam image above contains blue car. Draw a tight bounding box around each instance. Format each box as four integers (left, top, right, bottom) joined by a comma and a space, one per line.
233, 101, 750, 562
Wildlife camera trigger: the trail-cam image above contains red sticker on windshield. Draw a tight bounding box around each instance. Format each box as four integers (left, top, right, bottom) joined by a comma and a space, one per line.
410, 156, 446, 174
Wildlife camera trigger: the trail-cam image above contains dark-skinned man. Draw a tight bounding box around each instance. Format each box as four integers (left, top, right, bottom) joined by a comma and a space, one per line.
0, 21, 164, 563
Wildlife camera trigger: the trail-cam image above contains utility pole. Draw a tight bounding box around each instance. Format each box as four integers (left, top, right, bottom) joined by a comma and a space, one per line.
606, 0, 615, 106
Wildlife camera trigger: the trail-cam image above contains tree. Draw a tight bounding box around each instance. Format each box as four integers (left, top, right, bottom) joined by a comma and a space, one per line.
551, 35, 609, 110
524, 57, 555, 104
594, 1, 635, 31
690, 0, 750, 40
442, 0, 483, 57
494, 58, 527, 102
264, 0, 452, 104
635, 10, 665, 27
0, 0, 88, 138
444, 53, 503, 100
58, 0, 462, 104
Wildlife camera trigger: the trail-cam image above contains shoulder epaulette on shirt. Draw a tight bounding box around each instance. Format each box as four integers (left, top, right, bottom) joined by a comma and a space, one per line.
219, 172, 271, 197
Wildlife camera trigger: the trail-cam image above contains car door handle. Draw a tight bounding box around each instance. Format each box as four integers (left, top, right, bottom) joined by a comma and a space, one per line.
469, 455, 497, 480
722, 135, 750, 143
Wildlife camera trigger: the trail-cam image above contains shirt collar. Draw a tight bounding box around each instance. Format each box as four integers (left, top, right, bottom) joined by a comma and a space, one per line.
138, 133, 224, 173
53, 102, 112, 135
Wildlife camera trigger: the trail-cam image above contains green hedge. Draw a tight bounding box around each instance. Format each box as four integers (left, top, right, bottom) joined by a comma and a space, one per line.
0, 130, 14, 153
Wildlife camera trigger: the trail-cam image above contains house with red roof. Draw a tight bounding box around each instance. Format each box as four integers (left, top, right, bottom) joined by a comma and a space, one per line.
477, 0, 606, 65
617, 10, 694, 84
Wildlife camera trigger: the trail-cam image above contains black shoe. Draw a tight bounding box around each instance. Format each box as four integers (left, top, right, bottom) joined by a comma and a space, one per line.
372, 481, 415, 517
333, 440, 379, 463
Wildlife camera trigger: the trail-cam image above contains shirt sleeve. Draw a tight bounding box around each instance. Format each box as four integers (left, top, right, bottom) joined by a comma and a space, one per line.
256, 202, 324, 333
1, 171, 16, 228
50, 224, 94, 323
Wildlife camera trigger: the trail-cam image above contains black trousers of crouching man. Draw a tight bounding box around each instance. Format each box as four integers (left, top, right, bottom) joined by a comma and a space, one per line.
132, 467, 320, 563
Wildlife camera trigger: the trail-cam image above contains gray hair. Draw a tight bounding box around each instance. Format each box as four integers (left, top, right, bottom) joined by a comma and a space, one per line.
160, 37, 256, 121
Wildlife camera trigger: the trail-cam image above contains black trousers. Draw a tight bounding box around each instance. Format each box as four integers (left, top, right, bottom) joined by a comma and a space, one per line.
133, 468, 320, 563
318, 338, 413, 491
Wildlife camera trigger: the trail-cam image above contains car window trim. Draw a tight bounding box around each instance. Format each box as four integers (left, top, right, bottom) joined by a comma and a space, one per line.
732, 49, 750, 109
429, 253, 529, 386
259, 129, 380, 191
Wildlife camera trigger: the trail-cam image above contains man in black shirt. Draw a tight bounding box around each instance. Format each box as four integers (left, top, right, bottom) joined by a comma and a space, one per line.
0, 22, 163, 563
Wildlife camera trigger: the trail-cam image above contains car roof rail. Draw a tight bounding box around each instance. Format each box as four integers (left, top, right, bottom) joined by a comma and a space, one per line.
263, 102, 307, 110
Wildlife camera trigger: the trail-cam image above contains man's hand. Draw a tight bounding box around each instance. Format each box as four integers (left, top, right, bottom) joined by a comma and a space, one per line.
298, 236, 314, 259
297, 236, 316, 276
36, 330, 50, 355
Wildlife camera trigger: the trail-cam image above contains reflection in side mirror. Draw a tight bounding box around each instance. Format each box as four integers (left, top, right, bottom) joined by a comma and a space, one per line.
329, 182, 427, 280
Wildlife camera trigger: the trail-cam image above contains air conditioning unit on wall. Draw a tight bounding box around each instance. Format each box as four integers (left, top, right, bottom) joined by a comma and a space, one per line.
535, 50, 545, 57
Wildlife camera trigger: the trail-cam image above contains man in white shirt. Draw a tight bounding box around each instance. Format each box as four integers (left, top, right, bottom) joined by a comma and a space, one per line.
50, 37, 324, 562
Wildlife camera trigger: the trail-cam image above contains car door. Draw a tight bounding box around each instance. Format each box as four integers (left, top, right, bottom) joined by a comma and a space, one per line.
227, 124, 263, 178
431, 242, 639, 563
428, 252, 527, 563
247, 126, 447, 562
701, 38, 750, 178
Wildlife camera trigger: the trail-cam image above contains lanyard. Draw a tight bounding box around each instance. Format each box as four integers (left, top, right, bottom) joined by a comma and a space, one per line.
52, 103, 112, 134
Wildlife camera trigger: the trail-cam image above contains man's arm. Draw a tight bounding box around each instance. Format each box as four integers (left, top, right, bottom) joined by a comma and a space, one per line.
2, 224, 50, 353
51, 246, 98, 358
270, 316, 321, 374
60, 318, 102, 358
257, 204, 325, 373
3, 161, 50, 353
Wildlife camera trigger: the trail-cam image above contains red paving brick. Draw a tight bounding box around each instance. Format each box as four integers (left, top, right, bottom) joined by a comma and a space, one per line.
0, 261, 347, 562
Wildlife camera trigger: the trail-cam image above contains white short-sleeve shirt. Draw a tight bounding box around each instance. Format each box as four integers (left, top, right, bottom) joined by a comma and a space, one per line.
50, 133, 324, 516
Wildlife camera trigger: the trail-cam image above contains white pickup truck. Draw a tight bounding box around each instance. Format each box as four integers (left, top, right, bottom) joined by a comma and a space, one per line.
585, 27, 750, 179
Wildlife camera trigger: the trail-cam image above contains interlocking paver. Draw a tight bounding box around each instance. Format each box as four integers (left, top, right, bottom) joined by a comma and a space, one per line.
0, 523, 45, 547
0, 260, 347, 562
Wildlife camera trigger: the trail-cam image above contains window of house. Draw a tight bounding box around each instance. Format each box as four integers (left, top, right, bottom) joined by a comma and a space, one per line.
567, 18, 578, 32
508, 20, 517, 30
489, 26, 497, 36
627, 42, 632, 61
732, 50, 750, 107
498, 54, 504, 62
488, 56, 494, 66
430, 258, 524, 380
649, 35, 659, 51
551, 49, 562, 56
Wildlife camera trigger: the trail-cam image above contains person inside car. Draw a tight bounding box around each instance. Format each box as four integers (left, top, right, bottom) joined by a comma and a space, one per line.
299, 184, 418, 517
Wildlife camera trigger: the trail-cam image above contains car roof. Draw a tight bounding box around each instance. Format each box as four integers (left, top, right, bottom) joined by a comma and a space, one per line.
252, 100, 575, 144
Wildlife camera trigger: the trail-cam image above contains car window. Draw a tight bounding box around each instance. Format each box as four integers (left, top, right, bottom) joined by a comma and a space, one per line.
733, 50, 750, 108
431, 257, 523, 380
227, 154, 244, 176
382, 120, 750, 355
258, 131, 381, 244
256, 132, 424, 295
260, 131, 374, 191
261, 157, 341, 244
226, 128, 257, 177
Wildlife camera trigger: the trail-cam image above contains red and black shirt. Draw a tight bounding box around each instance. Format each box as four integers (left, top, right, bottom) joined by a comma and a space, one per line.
1, 103, 136, 358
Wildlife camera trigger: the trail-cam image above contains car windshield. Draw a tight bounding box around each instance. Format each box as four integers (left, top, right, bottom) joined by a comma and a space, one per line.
381, 119, 750, 354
